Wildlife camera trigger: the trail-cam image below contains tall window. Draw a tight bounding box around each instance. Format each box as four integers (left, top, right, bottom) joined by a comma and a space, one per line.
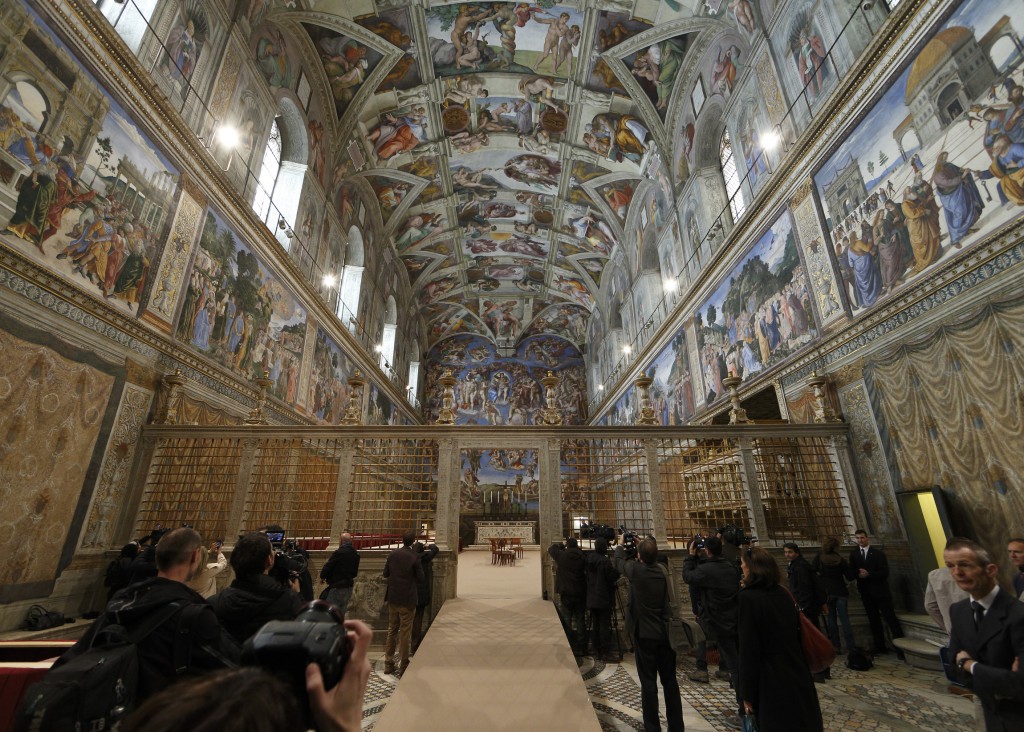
407, 361, 420, 404
720, 129, 746, 221
379, 296, 398, 374
252, 120, 282, 228
337, 227, 364, 331
95, 0, 158, 52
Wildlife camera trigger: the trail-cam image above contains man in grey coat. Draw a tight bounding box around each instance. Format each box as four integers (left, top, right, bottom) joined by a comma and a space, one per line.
383, 530, 424, 676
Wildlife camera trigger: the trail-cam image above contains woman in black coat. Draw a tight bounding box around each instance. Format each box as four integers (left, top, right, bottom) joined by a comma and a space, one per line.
738, 548, 823, 732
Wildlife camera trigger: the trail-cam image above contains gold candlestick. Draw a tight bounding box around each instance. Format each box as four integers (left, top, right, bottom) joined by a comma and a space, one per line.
341, 370, 367, 425
435, 369, 458, 425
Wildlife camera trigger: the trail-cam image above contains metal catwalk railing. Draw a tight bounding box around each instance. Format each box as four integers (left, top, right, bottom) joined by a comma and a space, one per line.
126, 424, 858, 557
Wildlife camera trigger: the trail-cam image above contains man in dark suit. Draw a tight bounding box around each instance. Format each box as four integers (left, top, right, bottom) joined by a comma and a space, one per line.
382, 530, 424, 676
947, 537, 1024, 731
848, 529, 903, 653
320, 532, 360, 617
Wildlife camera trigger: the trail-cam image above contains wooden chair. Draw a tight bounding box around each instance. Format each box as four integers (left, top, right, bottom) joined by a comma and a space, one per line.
510, 538, 523, 559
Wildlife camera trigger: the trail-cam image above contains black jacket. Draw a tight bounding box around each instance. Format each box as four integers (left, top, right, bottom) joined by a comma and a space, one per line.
949, 588, 1024, 732
848, 545, 892, 598
738, 584, 823, 731
58, 578, 239, 702
384, 545, 425, 607
613, 547, 668, 642
415, 545, 440, 608
321, 543, 360, 588
682, 554, 740, 638
211, 574, 306, 644
549, 543, 586, 599
787, 555, 819, 612
584, 549, 620, 610
811, 552, 850, 597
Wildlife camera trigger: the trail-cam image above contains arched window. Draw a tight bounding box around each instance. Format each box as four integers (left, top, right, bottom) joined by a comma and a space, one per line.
95, 0, 159, 52
378, 296, 398, 375
337, 226, 364, 331
720, 128, 746, 221
407, 361, 420, 404
252, 101, 308, 250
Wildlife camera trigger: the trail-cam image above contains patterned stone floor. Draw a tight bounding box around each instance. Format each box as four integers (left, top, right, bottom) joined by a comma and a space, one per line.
361, 649, 976, 731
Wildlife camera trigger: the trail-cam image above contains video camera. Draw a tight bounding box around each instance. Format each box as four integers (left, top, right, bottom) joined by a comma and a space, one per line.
692, 534, 706, 550
243, 600, 352, 728
265, 530, 307, 587
619, 525, 640, 560
719, 524, 755, 548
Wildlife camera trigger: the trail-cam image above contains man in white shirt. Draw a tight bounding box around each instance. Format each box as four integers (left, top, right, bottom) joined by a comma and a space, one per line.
946, 537, 1024, 731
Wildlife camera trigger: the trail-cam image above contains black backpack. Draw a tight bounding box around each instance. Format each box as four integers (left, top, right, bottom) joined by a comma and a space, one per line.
15, 602, 202, 731
846, 647, 874, 671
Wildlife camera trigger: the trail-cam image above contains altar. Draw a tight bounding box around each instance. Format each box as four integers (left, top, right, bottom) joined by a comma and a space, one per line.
475, 521, 536, 545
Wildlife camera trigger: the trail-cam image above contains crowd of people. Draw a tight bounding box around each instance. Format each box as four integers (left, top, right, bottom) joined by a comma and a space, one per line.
549, 528, 1024, 732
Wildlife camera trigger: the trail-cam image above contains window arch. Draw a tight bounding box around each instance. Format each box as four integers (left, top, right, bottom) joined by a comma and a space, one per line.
720, 128, 746, 221
337, 225, 364, 331
378, 296, 398, 375
251, 99, 308, 250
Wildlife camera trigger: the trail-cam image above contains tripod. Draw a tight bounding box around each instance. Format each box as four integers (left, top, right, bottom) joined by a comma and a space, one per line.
609, 575, 632, 659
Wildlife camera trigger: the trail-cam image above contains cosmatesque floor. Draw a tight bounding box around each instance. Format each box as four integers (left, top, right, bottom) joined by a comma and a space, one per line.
361, 549, 976, 731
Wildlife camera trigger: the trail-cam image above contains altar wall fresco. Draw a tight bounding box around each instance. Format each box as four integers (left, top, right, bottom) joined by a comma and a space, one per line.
424, 334, 586, 425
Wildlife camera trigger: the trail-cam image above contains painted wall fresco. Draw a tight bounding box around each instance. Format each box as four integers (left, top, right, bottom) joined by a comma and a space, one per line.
160, 1, 209, 96
694, 209, 816, 403
174, 208, 307, 404
425, 334, 587, 425
368, 107, 429, 162
309, 326, 355, 425
814, 0, 1024, 315
304, 24, 385, 121
460, 448, 538, 515
368, 383, 402, 425
252, 21, 296, 90
0, 4, 179, 315
647, 327, 697, 426
425, 4, 584, 78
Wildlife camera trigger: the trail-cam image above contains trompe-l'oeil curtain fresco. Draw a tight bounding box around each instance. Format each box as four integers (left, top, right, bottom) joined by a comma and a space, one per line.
866, 295, 1024, 552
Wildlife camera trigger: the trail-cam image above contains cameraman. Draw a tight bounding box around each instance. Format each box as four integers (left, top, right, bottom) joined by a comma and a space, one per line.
683, 535, 743, 729
211, 532, 305, 644
549, 537, 587, 657
261, 524, 314, 602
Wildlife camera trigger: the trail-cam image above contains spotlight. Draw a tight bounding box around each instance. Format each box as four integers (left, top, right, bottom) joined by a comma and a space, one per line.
761, 129, 782, 152
622, 345, 632, 354
322, 274, 338, 288
215, 124, 240, 149
597, 385, 605, 391
278, 216, 288, 230
663, 278, 678, 293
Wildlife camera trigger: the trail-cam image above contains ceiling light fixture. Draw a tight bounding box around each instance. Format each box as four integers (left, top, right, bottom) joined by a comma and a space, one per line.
215, 124, 240, 149
761, 128, 783, 152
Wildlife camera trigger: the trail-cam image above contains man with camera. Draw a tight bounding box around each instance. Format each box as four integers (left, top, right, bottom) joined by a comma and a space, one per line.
54, 528, 240, 703
683, 535, 743, 729
549, 536, 588, 657
615, 536, 684, 732
211, 532, 306, 644
585, 536, 620, 662
321, 532, 360, 618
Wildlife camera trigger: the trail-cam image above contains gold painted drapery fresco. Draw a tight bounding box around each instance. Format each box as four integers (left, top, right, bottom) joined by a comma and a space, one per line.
867, 296, 1024, 553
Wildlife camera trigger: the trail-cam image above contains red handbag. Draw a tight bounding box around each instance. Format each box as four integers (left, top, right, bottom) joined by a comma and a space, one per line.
784, 588, 836, 674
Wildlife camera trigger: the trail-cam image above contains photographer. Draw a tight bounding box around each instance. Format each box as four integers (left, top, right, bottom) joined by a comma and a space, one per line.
261, 525, 314, 602
121, 619, 373, 732
683, 535, 743, 729
549, 537, 587, 657
614, 536, 683, 732
211, 532, 305, 644
585, 536, 620, 662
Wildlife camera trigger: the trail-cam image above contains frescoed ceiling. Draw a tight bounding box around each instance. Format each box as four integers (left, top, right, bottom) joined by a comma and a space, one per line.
260, 1, 731, 350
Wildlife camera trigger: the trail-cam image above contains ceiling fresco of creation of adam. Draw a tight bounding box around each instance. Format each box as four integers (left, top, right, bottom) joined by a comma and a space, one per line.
264, 0, 742, 351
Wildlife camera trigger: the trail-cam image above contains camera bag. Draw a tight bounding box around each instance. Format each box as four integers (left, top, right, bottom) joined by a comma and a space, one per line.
24, 605, 65, 631
14, 601, 201, 732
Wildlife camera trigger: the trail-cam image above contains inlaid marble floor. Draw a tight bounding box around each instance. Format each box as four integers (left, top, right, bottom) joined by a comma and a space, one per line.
362, 549, 976, 731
